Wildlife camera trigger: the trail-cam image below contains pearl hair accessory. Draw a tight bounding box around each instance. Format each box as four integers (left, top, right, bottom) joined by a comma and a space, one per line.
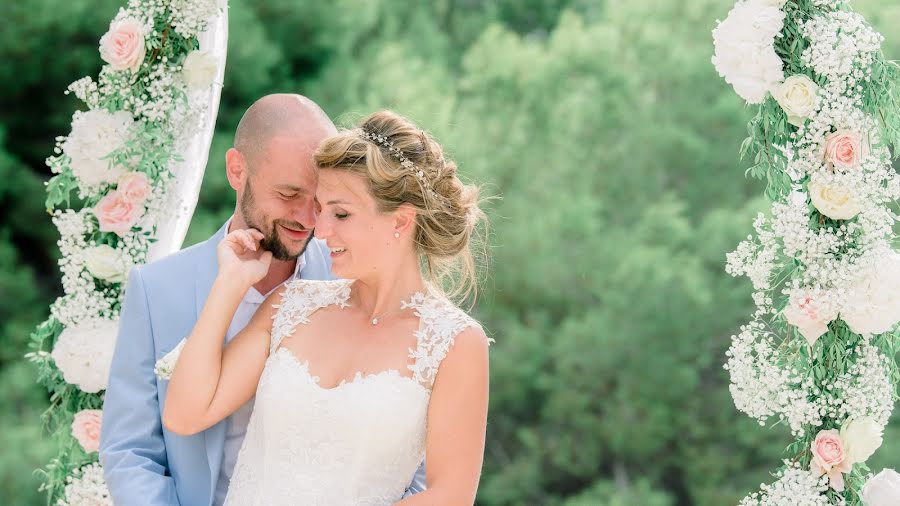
361, 128, 439, 200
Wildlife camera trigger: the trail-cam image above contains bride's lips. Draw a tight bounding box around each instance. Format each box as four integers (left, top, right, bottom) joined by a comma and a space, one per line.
278, 224, 310, 241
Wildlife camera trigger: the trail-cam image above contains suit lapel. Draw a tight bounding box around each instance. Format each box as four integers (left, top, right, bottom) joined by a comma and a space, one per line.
193, 222, 229, 504
195, 222, 227, 318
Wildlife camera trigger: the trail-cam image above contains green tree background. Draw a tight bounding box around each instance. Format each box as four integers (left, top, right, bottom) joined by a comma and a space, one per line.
1, 1, 899, 504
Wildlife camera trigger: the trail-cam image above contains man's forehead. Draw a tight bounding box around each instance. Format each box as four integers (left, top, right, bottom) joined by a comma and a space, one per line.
254, 137, 318, 180
267, 127, 329, 151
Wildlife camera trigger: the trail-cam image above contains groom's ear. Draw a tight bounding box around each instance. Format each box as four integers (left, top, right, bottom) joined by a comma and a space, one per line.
225, 148, 248, 191
392, 203, 417, 236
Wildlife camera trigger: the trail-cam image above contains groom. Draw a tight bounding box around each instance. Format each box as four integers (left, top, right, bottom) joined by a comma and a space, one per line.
99, 94, 426, 505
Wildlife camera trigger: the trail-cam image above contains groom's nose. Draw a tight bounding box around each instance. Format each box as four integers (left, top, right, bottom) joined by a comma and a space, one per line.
291, 199, 317, 230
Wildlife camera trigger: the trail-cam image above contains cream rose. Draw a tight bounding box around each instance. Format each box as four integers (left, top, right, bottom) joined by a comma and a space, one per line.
822, 130, 868, 170
182, 50, 218, 90
117, 172, 151, 204
94, 190, 144, 237
861, 469, 900, 506
84, 244, 127, 283
99, 18, 146, 73
774, 75, 819, 127
841, 418, 884, 464
810, 429, 852, 492
71, 409, 103, 453
808, 179, 860, 220
783, 291, 836, 347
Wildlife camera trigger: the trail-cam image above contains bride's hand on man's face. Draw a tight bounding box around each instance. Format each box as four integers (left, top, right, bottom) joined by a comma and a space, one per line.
217, 228, 272, 287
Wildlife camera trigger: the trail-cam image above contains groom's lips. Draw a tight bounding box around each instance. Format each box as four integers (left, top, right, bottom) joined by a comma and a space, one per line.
278, 224, 310, 241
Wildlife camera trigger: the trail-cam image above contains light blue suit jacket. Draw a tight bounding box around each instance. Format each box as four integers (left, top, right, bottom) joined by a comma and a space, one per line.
100, 223, 426, 505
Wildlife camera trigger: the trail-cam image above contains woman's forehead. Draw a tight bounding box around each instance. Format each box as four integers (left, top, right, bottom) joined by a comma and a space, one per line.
317, 170, 369, 204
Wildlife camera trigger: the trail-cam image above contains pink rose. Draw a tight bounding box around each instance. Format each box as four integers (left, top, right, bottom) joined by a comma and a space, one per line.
71, 409, 103, 453
94, 190, 144, 237
117, 172, 151, 204
99, 18, 146, 73
822, 130, 868, 170
810, 429, 853, 492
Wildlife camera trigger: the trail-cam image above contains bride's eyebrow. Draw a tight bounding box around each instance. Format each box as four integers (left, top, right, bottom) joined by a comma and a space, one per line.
325, 199, 352, 206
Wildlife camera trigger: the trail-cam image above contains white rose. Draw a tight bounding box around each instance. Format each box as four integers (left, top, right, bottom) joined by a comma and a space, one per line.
783, 290, 837, 347
712, 1, 785, 104
774, 75, 819, 126
62, 110, 134, 190
85, 244, 127, 283
182, 50, 218, 90
51, 318, 120, 393
841, 250, 900, 335
761, 0, 788, 7
808, 179, 860, 220
861, 469, 900, 506
841, 418, 884, 464
154, 338, 187, 380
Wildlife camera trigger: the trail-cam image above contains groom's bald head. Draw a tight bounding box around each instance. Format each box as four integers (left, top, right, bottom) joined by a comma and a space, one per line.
233, 94, 336, 170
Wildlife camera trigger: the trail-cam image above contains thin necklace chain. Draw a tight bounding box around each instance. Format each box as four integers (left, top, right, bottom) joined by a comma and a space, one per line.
363, 291, 423, 325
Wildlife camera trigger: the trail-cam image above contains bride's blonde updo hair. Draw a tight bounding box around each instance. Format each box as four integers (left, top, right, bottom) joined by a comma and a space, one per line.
313, 110, 486, 302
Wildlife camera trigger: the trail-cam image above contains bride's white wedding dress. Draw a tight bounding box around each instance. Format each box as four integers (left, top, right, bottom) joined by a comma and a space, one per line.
223, 278, 481, 506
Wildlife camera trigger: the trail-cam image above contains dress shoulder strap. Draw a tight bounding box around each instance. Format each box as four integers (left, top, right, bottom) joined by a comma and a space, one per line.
405, 293, 488, 390
269, 278, 352, 354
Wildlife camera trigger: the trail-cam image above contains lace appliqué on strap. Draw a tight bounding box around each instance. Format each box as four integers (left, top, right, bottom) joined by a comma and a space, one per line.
269, 279, 352, 354
404, 293, 488, 390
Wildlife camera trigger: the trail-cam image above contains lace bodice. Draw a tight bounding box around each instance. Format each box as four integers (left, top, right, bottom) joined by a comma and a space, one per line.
224, 279, 481, 506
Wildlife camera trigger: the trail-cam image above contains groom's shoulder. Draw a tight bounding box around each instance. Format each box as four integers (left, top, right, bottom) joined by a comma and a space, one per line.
138, 238, 213, 284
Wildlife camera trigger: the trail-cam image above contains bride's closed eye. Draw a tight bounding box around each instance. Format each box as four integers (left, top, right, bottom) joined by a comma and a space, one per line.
334, 211, 349, 220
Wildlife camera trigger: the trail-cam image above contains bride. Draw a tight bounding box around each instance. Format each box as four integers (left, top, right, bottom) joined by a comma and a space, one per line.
162, 110, 491, 505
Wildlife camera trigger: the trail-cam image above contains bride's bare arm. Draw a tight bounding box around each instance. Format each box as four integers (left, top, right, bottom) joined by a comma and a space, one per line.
394, 327, 491, 506
163, 229, 279, 436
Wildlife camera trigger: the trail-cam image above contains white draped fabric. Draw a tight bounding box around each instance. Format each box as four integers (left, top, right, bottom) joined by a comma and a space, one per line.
148, 5, 228, 261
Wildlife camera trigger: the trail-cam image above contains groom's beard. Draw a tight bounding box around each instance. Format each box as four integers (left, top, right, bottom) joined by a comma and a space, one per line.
240, 180, 313, 261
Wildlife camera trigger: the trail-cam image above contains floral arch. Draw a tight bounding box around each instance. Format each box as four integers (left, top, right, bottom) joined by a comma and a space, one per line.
26, 1, 227, 502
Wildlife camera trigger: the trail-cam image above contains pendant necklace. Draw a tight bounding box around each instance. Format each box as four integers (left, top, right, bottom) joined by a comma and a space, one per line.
369, 305, 406, 325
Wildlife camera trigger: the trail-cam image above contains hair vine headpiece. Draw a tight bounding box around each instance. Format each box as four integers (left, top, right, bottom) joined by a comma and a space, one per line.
361, 128, 439, 200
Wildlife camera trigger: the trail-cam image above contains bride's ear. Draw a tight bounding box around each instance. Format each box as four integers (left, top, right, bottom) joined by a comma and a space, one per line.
392, 204, 418, 237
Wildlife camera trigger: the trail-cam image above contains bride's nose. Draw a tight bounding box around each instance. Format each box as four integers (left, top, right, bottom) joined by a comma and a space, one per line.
314, 214, 332, 240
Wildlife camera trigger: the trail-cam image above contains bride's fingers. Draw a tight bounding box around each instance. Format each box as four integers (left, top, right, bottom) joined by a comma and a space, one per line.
239, 231, 257, 252
248, 228, 265, 242
225, 231, 255, 254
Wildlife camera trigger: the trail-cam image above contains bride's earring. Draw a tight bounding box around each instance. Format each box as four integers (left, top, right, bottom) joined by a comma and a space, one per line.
393, 232, 400, 239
